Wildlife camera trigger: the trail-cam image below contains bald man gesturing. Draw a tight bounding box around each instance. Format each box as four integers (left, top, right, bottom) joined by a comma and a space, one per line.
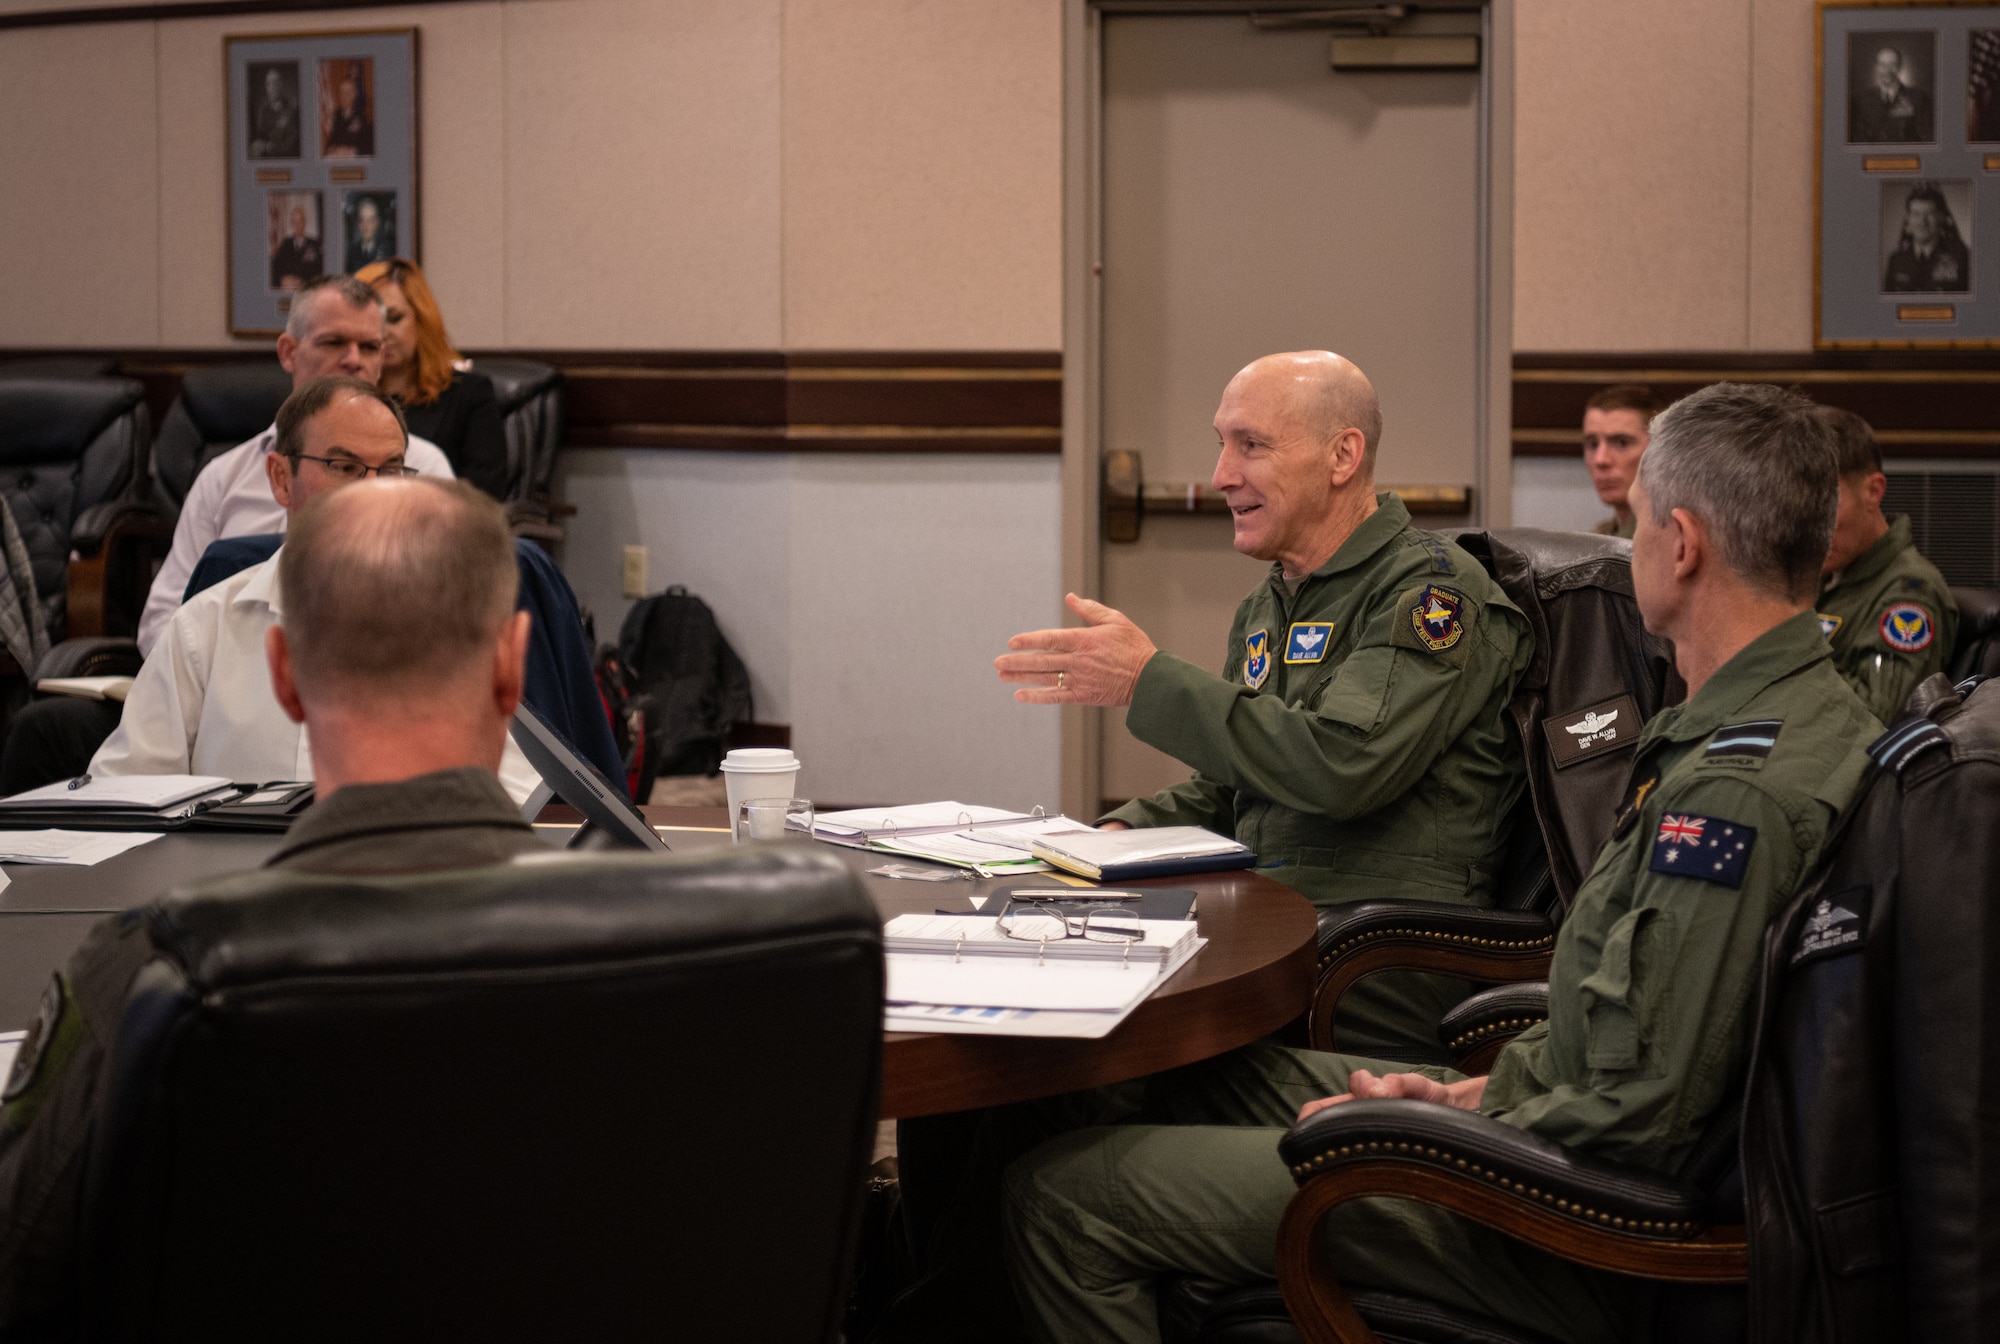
999, 352, 1533, 1060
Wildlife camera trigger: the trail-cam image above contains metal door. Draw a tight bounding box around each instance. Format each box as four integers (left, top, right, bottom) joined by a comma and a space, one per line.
1091, 9, 1496, 810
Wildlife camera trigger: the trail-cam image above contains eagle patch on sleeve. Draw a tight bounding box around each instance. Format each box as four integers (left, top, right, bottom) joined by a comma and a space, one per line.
1648, 814, 1756, 888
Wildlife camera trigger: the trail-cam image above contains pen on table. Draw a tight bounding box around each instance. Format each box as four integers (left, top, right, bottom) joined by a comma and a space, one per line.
65, 773, 90, 790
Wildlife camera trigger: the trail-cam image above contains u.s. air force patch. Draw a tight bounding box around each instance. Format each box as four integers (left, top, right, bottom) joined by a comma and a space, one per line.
1243, 629, 1270, 689
1409, 585, 1465, 652
1880, 603, 1935, 652
1284, 622, 1333, 664
1648, 814, 1756, 888
1817, 612, 1843, 639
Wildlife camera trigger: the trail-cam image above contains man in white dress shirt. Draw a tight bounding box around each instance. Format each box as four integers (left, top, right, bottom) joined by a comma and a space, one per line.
137, 274, 454, 657
92, 376, 541, 802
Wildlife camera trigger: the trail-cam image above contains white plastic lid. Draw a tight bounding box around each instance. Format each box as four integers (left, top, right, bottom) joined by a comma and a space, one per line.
719, 748, 799, 773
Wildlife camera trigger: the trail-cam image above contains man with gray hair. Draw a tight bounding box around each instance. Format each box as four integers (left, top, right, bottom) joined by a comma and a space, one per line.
137, 274, 453, 657
0, 476, 547, 1333
997, 382, 1879, 1344
91, 376, 539, 802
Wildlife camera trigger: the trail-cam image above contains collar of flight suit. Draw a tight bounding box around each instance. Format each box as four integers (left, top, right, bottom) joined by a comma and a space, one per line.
1646, 609, 1833, 747
1268, 491, 1413, 588
266, 766, 532, 867
1824, 513, 1913, 593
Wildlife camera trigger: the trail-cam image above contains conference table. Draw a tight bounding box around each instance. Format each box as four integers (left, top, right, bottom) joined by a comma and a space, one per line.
0, 805, 1320, 1118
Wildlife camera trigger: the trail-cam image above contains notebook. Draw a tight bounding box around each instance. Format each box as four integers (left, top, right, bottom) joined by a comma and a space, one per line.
1029, 826, 1253, 882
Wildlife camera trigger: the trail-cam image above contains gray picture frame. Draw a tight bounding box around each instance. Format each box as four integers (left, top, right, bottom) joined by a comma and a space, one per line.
226, 28, 418, 337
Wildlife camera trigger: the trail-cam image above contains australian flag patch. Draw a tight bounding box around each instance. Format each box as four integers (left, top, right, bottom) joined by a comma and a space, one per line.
1648, 814, 1756, 888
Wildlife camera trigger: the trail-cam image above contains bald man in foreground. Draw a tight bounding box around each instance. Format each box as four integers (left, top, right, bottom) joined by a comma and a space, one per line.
999, 351, 1533, 1060
0, 478, 547, 1332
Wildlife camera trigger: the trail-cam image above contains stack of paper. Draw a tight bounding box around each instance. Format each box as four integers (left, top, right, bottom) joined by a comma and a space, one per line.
812, 803, 1096, 877
34, 675, 135, 703
0, 830, 163, 866
882, 912, 1205, 1038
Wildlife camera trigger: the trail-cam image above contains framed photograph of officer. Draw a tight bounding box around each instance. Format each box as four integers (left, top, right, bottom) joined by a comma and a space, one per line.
1880, 179, 1971, 293
1847, 31, 1936, 143
1818, 5, 2000, 347
226, 29, 418, 335
245, 61, 300, 159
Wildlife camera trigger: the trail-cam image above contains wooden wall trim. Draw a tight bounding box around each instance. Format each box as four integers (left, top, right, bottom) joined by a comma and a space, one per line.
0, 0, 484, 32
1514, 350, 2000, 460
0, 348, 1065, 455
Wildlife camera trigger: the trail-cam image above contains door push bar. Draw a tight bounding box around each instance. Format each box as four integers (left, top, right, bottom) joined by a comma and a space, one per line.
1101, 449, 1469, 544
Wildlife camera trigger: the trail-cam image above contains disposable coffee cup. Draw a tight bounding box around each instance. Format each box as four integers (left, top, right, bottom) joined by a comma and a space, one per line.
720, 748, 802, 840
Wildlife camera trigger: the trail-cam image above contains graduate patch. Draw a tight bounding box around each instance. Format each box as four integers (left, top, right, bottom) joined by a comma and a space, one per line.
1817, 612, 1843, 639
1243, 629, 1270, 689
1543, 694, 1640, 769
1648, 814, 1756, 888
1880, 603, 1935, 652
1409, 585, 1465, 653
1284, 622, 1334, 664
1791, 887, 1869, 967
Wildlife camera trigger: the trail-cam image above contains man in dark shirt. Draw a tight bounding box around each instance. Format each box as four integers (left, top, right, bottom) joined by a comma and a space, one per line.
323, 74, 374, 157
1850, 44, 1934, 142
1882, 183, 1969, 293
0, 476, 542, 1334
269, 204, 323, 291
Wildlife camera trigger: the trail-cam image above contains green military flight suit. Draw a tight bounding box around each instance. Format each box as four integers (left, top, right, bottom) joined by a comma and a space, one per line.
1004, 612, 1878, 1344
1590, 515, 1636, 540
1103, 494, 1533, 1060
1816, 514, 1958, 724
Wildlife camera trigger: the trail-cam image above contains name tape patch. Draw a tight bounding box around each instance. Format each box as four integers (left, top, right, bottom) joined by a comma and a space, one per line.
1791, 886, 1870, 967
1284, 622, 1334, 664
1648, 813, 1756, 888
1542, 694, 1641, 770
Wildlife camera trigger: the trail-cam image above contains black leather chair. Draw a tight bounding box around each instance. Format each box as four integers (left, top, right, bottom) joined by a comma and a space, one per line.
476, 355, 565, 489
0, 356, 118, 380
78, 845, 883, 1341
1307, 530, 1683, 1052
1948, 586, 2000, 681
0, 377, 165, 649
149, 362, 293, 517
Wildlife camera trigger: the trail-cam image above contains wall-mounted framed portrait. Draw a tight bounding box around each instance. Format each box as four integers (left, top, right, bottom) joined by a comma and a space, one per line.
226, 28, 418, 337
1818, 3, 2000, 347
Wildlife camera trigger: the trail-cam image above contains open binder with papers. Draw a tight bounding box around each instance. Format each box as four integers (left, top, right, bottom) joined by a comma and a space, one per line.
0, 775, 315, 832
1029, 825, 1253, 882
811, 802, 1098, 877
882, 912, 1206, 1038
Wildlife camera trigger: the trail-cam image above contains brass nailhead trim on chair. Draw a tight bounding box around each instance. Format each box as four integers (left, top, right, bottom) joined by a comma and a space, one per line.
1317, 926, 1558, 972
1445, 1015, 1545, 1053
1288, 1144, 1696, 1237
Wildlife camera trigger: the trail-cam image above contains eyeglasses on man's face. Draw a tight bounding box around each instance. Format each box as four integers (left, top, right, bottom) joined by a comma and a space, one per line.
292, 453, 416, 481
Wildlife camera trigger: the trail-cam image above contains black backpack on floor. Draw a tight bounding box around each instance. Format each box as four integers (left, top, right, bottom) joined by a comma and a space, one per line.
617, 585, 754, 780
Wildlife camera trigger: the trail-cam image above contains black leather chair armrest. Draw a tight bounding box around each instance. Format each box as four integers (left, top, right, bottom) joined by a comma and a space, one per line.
1439, 981, 1551, 1075
1309, 902, 1557, 1051
71, 500, 168, 556
1271, 1100, 1744, 1344
33, 637, 142, 682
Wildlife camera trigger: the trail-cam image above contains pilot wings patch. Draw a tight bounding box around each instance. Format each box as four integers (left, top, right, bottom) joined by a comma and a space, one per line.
1540, 694, 1640, 769
1284, 622, 1334, 664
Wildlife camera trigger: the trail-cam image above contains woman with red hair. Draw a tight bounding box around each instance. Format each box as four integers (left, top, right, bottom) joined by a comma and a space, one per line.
356, 257, 507, 499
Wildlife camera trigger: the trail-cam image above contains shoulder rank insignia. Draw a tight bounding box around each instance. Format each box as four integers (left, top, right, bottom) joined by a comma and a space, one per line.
1284, 622, 1334, 664
1704, 719, 1782, 763
1409, 585, 1465, 652
1243, 629, 1270, 689
1418, 535, 1453, 575
1817, 612, 1843, 639
1791, 887, 1869, 966
1648, 814, 1756, 888
1880, 603, 1935, 652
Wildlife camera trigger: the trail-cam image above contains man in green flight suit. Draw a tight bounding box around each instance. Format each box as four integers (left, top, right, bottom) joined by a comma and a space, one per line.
1001, 381, 1881, 1344
1813, 405, 1958, 723
999, 349, 1532, 1063
1580, 383, 1663, 540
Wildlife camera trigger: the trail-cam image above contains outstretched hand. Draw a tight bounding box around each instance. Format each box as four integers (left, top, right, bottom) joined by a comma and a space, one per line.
996, 592, 1158, 707
1295, 1070, 1487, 1124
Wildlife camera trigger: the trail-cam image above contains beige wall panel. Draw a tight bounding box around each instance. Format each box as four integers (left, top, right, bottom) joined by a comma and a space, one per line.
502, 0, 782, 348
0, 24, 159, 346
781, 0, 1062, 350
1514, 0, 1753, 351
1748, 0, 1816, 350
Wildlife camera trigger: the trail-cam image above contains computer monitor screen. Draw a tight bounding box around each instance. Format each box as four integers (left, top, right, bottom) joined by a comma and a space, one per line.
509, 703, 669, 852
